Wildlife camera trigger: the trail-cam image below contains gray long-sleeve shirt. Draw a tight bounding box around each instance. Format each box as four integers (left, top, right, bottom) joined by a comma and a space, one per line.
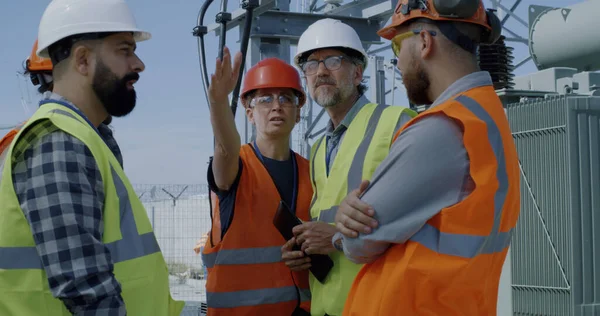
335, 71, 494, 264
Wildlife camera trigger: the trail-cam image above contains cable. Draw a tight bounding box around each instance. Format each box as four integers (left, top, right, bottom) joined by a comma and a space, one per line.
193, 0, 215, 106
216, 0, 231, 60
193, 0, 258, 247
230, 0, 258, 116
0, 124, 19, 130
193, 0, 217, 246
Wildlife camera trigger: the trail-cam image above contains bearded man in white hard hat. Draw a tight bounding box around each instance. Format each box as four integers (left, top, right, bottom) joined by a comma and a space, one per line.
280, 18, 417, 316
0, 0, 184, 315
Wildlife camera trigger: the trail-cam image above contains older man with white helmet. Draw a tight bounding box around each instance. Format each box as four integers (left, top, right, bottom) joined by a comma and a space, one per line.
280, 18, 417, 316
0, 0, 184, 315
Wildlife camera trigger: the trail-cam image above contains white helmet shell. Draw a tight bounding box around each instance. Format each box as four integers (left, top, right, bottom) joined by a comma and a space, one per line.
294, 18, 368, 70
37, 0, 151, 58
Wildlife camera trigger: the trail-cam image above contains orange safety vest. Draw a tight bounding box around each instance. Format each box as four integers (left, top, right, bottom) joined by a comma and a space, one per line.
0, 130, 17, 156
202, 143, 313, 315
342, 86, 521, 316
0, 122, 26, 162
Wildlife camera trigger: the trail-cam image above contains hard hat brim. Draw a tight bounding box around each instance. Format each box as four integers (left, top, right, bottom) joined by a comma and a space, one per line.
37, 28, 152, 59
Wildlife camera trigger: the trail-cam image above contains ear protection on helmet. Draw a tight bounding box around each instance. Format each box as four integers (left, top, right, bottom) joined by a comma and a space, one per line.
401, 0, 502, 45
432, 0, 502, 44
483, 9, 502, 44
432, 0, 479, 18
29, 73, 40, 86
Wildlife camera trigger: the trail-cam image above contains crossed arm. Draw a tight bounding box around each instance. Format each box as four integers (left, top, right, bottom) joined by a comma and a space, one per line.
333, 113, 472, 264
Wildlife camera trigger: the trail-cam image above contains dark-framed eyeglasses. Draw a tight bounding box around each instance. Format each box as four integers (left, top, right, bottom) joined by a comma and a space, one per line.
301, 55, 349, 76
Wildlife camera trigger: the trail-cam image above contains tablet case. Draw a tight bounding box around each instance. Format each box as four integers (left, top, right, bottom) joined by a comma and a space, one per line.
273, 201, 334, 283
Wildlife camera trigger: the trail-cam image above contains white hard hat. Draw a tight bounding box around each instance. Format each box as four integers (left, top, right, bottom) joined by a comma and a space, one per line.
294, 18, 368, 70
37, 0, 151, 58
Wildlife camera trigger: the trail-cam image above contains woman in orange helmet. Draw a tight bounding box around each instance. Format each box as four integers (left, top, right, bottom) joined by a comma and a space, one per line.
200, 46, 312, 315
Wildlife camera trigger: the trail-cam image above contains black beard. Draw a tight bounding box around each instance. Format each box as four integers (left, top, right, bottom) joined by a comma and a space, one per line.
102, 115, 113, 125
92, 59, 139, 117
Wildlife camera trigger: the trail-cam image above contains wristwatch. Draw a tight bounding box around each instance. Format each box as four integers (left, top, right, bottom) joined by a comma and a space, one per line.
332, 233, 344, 252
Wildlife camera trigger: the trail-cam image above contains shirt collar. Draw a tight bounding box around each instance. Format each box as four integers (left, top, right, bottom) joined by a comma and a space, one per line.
325, 94, 371, 136
42, 91, 71, 105
41, 91, 111, 133
430, 71, 493, 108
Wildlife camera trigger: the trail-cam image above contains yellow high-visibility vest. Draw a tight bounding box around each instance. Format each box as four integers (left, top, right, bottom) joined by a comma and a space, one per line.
0, 102, 184, 316
308, 102, 417, 315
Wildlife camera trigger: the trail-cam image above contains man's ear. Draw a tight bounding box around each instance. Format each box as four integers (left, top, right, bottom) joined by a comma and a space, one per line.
419, 31, 434, 59
353, 63, 364, 87
72, 44, 93, 76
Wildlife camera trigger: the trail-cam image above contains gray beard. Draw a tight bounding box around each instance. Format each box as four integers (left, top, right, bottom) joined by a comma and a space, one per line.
315, 91, 341, 108
314, 84, 353, 108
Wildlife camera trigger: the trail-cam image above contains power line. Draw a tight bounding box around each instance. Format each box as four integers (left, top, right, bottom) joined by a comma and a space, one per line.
0, 124, 18, 130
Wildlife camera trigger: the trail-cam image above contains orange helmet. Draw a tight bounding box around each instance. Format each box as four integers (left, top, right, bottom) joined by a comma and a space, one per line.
378, 0, 501, 44
26, 40, 53, 73
240, 58, 306, 108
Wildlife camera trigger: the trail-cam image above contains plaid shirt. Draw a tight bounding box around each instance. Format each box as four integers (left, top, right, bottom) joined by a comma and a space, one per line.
10, 92, 126, 315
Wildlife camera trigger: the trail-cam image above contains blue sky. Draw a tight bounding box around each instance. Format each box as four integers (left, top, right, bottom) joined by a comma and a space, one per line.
0, 0, 580, 184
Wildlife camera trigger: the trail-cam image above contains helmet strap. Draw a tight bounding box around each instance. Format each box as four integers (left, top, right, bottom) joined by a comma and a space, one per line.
435, 21, 477, 54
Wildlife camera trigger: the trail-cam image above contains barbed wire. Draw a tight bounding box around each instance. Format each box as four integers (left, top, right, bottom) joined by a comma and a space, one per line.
133, 183, 210, 203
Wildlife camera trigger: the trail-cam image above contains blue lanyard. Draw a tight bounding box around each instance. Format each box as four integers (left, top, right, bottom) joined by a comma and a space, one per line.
253, 140, 298, 214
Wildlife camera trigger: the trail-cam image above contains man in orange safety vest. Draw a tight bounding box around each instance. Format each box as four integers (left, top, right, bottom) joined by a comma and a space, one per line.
332, 1, 521, 315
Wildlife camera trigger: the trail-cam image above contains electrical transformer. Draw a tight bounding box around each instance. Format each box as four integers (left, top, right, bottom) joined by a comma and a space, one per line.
482, 2, 600, 314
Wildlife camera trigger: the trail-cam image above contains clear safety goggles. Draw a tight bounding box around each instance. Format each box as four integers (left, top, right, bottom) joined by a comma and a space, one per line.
391, 29, 437, 57
250, 93, 299, 109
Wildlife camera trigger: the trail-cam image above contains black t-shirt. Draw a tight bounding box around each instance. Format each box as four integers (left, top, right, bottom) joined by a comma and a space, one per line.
207, 154, 295, 239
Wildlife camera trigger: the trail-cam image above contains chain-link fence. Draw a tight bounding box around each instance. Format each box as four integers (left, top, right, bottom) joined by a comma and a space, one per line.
133, 184, 212, 315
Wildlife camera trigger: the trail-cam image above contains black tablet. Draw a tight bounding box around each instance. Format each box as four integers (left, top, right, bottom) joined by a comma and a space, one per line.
273, 201, 334, 283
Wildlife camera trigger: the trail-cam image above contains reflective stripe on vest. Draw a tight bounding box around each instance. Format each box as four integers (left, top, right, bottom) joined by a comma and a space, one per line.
308, 136, 324, 212
206, 286, 311, 309
201, 244, 313, 307
310, 104, 388, 222
408, 95, 512, 258
203, 245, 282, 268
0, 109, 161, 269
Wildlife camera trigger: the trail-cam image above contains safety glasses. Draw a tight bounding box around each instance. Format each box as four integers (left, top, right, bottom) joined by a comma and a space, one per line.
250, 93, 299, 109
391, 29, 437, 57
